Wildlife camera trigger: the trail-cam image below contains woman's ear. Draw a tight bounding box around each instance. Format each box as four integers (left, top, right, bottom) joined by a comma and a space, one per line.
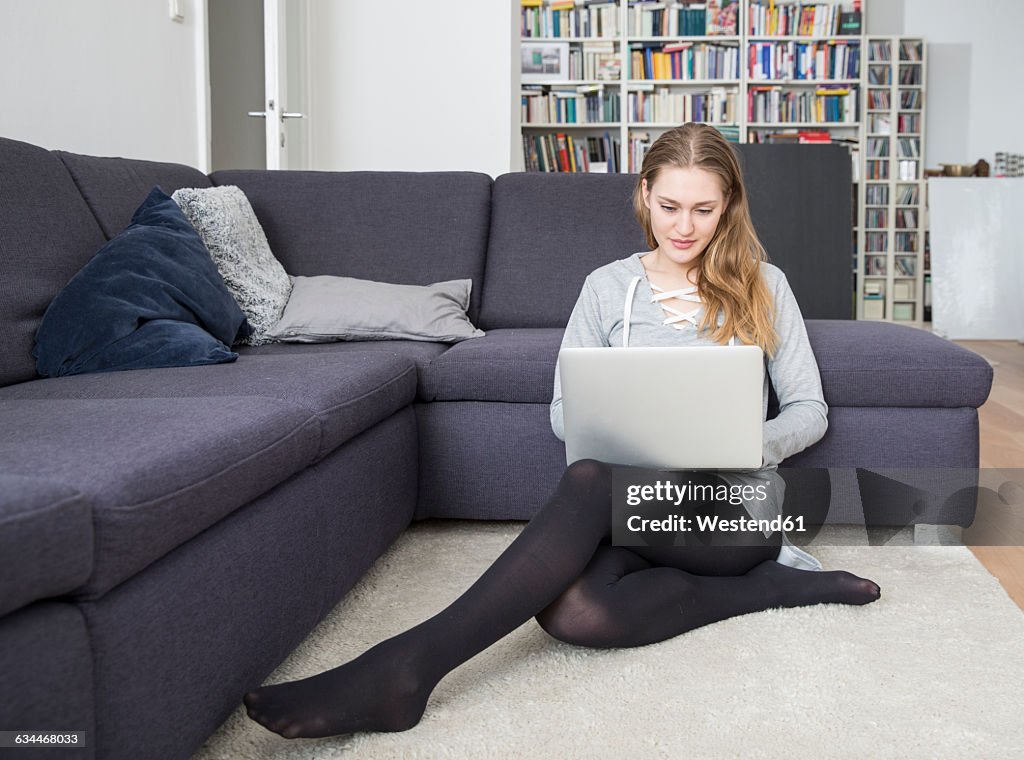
641, 178, 650, 208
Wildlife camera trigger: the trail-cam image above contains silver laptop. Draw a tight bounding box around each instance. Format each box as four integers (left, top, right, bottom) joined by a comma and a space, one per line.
559, 346, 764, 470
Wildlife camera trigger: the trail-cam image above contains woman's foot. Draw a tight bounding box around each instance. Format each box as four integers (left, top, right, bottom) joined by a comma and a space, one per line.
747, 560, 881, 608
244, 639, 433, 739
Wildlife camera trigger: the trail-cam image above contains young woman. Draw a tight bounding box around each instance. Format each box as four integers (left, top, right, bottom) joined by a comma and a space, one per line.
244, 122, 881, 740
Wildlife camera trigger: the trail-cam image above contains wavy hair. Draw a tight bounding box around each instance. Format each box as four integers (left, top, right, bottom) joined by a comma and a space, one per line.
632, 123, 778, 356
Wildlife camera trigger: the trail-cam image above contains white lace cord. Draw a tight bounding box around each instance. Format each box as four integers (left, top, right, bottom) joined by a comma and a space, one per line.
623, 275, 641, 347
632, 276, 740, 346
650, 283, 702, 330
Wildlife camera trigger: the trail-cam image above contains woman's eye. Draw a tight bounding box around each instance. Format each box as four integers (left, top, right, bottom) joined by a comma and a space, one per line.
660, 205, 675, 212
697, 209, 712, 215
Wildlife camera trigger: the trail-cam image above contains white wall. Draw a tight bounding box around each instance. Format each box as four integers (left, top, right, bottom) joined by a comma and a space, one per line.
870, 0, 1024, 167
0, 0, 207, 168
306, 0, 516, 176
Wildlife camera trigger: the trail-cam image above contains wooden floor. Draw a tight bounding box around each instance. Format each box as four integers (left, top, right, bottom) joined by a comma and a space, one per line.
954, 340, 1024, 610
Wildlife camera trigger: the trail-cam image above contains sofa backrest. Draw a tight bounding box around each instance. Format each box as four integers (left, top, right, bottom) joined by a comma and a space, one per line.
0, 138, 108, 387
0, 142, 217, 388
479, 144, 852, 328
478, 173, 646, 329
56, 151, 213, 239
211, 170, 493, 323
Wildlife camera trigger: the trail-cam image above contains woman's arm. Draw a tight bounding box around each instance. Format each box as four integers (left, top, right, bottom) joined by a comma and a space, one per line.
550, 277, 609, 441
763, 270, 829, 466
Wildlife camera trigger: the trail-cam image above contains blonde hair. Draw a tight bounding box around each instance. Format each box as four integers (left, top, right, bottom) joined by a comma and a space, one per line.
632, 123, 778, 356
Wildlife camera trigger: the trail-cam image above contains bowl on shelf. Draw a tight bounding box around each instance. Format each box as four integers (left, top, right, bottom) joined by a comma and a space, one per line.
940, 163, 976, 177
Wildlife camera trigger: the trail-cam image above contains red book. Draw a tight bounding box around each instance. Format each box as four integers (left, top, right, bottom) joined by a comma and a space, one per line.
797, 131, 832, 144
556, 133, 570, 172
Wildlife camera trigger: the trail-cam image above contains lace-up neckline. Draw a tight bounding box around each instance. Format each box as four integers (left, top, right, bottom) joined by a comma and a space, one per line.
649, 282, 702, 330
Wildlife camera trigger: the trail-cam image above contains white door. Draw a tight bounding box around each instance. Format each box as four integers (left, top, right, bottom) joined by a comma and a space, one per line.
259, 0, 310, 169
207, 0, 310, 171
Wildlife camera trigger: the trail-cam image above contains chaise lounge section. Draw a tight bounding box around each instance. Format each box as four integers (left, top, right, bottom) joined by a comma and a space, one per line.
0, 136, 992, 759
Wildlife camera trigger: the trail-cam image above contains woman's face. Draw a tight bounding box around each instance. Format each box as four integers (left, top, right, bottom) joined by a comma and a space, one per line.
642, 167, 727, 269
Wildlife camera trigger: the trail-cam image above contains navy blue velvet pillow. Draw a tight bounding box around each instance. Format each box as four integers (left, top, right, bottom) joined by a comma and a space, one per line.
33, 187, 251, 377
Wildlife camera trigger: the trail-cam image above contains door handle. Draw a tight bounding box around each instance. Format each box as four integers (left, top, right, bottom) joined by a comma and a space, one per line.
248, 111, 303, 119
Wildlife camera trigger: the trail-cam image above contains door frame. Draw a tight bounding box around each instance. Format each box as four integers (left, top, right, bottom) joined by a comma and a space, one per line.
197, 0, 314, 172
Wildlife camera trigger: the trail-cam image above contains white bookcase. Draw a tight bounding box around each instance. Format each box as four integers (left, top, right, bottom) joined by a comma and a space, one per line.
857, 35, 927, 325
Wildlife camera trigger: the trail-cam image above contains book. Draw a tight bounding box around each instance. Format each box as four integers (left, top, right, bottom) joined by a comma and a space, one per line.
556, 133, 570, 172
894, 282, 913, 300
839, 11, 862, 35
863, 298, 884, 320
706, 0, 738, 36
566, 134, 579, 172
892, 302, 915, 321
797, 131, 831, 144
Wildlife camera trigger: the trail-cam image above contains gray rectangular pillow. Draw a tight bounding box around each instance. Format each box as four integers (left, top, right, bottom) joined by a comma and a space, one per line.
267, 275, 485, 343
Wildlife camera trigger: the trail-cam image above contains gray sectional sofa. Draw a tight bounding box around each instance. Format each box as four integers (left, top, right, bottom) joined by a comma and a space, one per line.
0, 136, 993, 760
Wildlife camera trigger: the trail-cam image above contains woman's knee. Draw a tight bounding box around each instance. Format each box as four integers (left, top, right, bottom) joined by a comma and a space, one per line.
535, 547, 645, 647
558, 458, 612, 501
535, 583, 617, 648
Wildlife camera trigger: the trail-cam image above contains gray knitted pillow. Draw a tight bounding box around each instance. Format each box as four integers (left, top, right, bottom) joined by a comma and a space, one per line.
172, 186, 291, 345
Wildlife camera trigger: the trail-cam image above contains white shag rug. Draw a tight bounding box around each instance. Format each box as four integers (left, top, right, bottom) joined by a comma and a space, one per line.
194, 522, 1024, 760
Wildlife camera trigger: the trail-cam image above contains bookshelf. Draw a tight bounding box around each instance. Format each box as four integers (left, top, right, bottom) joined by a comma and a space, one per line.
857, 36, 926, 325
518, 1, 866, 172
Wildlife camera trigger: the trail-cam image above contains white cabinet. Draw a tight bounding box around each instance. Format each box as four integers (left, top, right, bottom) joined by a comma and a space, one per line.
929, 178, 1024, 340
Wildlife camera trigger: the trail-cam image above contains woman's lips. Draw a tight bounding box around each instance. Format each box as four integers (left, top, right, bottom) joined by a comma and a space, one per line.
671, 239, 696, 249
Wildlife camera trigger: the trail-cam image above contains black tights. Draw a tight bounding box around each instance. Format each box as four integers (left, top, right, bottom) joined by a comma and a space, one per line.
245, 459, 880, 738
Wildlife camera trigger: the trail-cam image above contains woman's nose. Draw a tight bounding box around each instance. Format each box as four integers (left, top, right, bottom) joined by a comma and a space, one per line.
675, 214, 695, 235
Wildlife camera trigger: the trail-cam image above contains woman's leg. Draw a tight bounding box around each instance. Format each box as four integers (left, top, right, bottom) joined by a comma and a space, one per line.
245, 458, 618, 738
245, 460, 880, 738
536, 541, 880, 649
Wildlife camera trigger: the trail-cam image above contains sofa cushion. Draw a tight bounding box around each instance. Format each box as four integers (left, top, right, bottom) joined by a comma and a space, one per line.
56, 150, 213, 239
783, 406, 981, 469
210, 169, 492, 323
419, 323, 992, 409
0, 137, 109, 387
419, 328, 560, 402
32, 188, 250, 377
0, 352, 417, 462
479, 173, 646, 330
237, 340, 449, 387
806, 320, 993, 408
0, 476, 93, 617
0, 397, 321, 597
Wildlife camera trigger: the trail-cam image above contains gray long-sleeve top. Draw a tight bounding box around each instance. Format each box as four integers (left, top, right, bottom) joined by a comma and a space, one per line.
550, 252, 828, 468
